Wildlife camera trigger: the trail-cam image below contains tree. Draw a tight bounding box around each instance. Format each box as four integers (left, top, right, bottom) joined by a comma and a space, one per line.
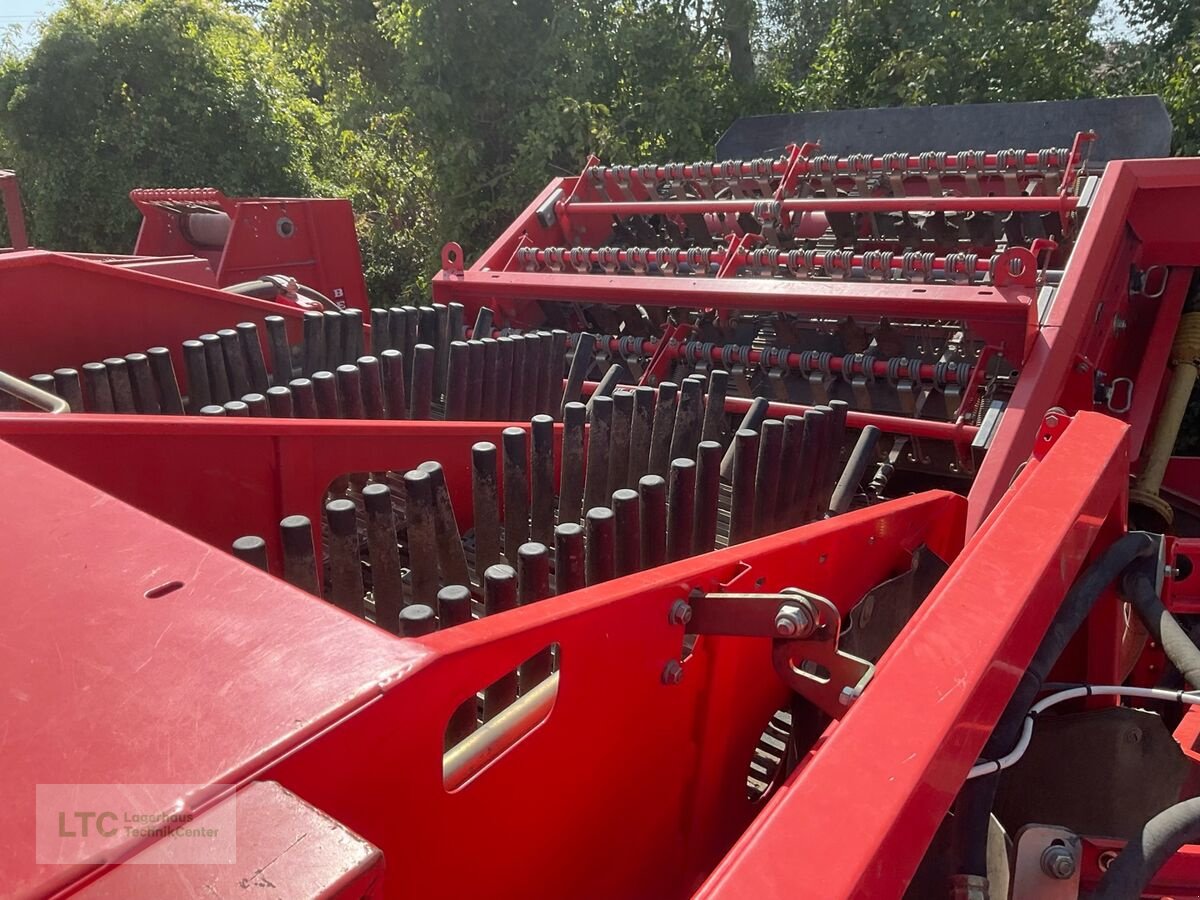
0, 0, 322, 252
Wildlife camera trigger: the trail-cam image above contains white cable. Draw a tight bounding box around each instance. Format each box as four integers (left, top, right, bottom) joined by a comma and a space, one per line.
967, 685, 1200, 780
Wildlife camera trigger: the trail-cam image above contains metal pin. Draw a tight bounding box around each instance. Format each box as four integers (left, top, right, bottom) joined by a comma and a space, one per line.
223, 400, 250, 417
480, 338, 499, 419
404, 469, 440, 608
417, 305, 436, 348
234, 322, 270, 394
586, 363, 627, 412
639, 474, 667, 569
721, 396, 769, 479
585, 506, 615, 586
182, 340, 211, 413
433, 303, 449, 396
508, 334, 527, 420
779, 415, 806, 525
289, 378, 318, 418
232, 535, 269, 571
448, 301, 465, 346
444, 340, 469, 419
28, 373, 56, 400
547, 329, 568, 417
363, 482, 404, 633
518, 542, 553, 687
729, 428, 759, 545
312, 371, 341, 418
265, 316, 294, 386
51, 368, 84, 412
628, 386, 656, 486
400, 604, 437, 637
302, 310, 325, 376
199, 405, 225, 416
693, 440, 722, 554
371, 308, 391, 353
466, 339, 485, 420
648, 381, 679, 477
380, 349, 408, 419
217, 329, 252, 399
472, 442, 502, 574
335, 364, 365, 418
483, 564, 519, 720
606, 389, 634, 494
494, 337, 514, 420
81, 363, 115, 413
554, 523, 585, 594
280, 515, 321, 596
562, 332, 596, 413
820, 400, 850, 513
266, 385, 294, 418
418, 460, 471, 588
322, 310, 343, 370
326, 498, 365, 617
530, 415, 556, 545
472, 307, 494, 340
828, 426, 882, 516
99, 357, 135, 413
342, 308, 364, 363
439, 582, 477, 746
801, 407, 833, 524
701, 369, 729, 444
527, 331, 547, 415
410, 344, 435, 419
502, 427, 530, 563
670, 377, 704, 463
354, 356, 385, 419
123, 353, 159, 414
667, 458, 697, 561
147, 347, 184, 414
388, 307, 407, 359
403, 306, 420, 367
241, 393, 269, 417
582, 395, 613, 513
199, 333, 232, 404
558, 401, 587, 526
754, 420, 785, 537
612, 488, 641, 577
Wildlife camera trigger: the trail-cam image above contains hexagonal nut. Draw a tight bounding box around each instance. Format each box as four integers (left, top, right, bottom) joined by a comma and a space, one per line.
661, 660, 684, 686
1040, 845, 1076, 880
667, 599, 693, 626
775, 602, 815, 638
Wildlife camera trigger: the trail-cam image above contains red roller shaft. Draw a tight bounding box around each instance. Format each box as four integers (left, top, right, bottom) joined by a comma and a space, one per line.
565, 195, 1075, 216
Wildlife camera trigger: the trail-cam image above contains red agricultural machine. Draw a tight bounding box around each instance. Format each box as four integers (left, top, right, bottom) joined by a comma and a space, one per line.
1, 95, 1200, 899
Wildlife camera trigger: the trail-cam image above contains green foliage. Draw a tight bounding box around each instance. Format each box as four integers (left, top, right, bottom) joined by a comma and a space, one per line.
0, 0, 321, 251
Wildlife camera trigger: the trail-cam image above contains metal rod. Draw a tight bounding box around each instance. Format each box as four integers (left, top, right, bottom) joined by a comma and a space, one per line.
472, 307, 494, 341
241, 393, 269, 417
558, 401, 586, 526
103, 357, 136, 413
547, 329, 567, 416
400, 604, 437, 637
693, 440, 722, 554
466, 339, 485, 420
779, 414, 806, 524
582, 395, 613, 512
509, 333, 528, 420
828, 425, 882, 516
527, 330, 547, 415
289, 378, 318, 418
182, 340, 210, 413
199, 333, 232, 404
238, 322, 271, 394
754, 419, 784, 537
231, 535, 269, 571
403, 468, 440, 608
326, 498, 365, 616
439, 582, 477, 749
371, 308, 391, 354
472, 441, 502, 575
419, 460, 472, 588
584, 506, 615, 586
217, 329, 251, 400
124, 352, 160, 414
801, 406, 834, 523
638, 474, 667, 569
480, 337, 499, 419
199, 405, 225, 416
608, 389, 633, 494
358, 355, 386, 419
554, 522, 585, 594
380, 349, 408, 419
301, 310, 324, 377
363, 481, 404, 632
502, 426, 530, 563
517, 542, 553, 689
266, 385, 294, 418
51, 368, 84, 413
444, 340, 469, 419
433, 302, 449, 397
410, 343, 435, 419
667, 458, 696, 562
701, 369, 729, 444
336, 364, 365, 418
566, 194, 1075, 215
612, 488, 641, 577
562, 332, 596, 413
147, 347, 184, 415
628, 385, 656, 487
585, 363, 626, 412
729, 428, 759, 544
648, 381, 678, 477
482, 564, 519, 720
494, 337, 514, 421
223, 400, 250, 417
530, 415, 556, 545
669, 377, 704, 463
323, 310, 343, 369
280, 515, 321, 596
312, 370, 341, 418
81, 362, 115, 413
342, 308, 364, 363
721, 396, 769, 479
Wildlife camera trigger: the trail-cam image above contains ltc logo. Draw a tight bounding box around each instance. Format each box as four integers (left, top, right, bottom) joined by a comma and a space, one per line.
58, 811, 119, 838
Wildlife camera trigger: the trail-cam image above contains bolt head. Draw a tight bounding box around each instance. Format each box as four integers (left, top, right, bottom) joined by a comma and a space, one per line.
668, 599, 693, 626
775, 602, 815, 638
1041, 845, 1076, 880
661, 660, 684, 686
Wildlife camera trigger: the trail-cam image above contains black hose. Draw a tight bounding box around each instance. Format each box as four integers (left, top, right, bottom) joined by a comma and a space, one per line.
1090, 796, 1200, 899
951, 532, 1157, 877
1125, 563, 1200, 689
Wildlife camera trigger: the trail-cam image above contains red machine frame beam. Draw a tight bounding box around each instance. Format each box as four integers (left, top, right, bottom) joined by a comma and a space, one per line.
696, 411, 1130, 899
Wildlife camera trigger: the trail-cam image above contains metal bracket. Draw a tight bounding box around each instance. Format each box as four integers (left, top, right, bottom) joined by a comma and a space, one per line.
1011, 825, 1081, 897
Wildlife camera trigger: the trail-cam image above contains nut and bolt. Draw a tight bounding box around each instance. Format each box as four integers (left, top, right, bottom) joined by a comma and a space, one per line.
1040, 845, 1077, 880
667, 599, 693, 626
661, 660, 684, 685
775, 601, 817, 638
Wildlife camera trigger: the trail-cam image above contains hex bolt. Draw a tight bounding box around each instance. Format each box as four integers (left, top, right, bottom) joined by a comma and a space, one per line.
668, 599, 693, 626
1040, 845, 1076, 880
775, 601, 817, 638
661, 660, 684, 685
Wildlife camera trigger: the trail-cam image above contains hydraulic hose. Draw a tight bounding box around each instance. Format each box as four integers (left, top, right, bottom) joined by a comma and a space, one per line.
1090, 797, 1200, 899
1124, 562, 1200, 689
952, 532, 1158, 877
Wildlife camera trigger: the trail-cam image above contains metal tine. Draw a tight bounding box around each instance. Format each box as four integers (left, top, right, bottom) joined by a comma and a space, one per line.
312, 370, 341, 418
472, 441, 502, 574
701, 369, 730, 444
729, 428, 759, 545
336, 364, 365, 419
280, 514, 321, 596
410, 343, 435, 419
406, 307, 423, 373
323, 310, 343, 370
182, 340, 211, 413
648, 381, 679, 477
779, 415, 806, 524
326, 498, 366, 617
242, 393, 269, 417
371, 308, 392, 353
509, 334, 528, 420
103, 357, 137, 413
238, 322, 271, 394
667, 458, 697, 562
482, 564, 519, 720
584, 506, 615, 586
380, 349, 408, 419
231, 536, 269, 571
612, 488, 641, 577
558, 401, 587, 526
527, 330, 547, 415
472, 306, 494, 340
223, 400, 250, 417
444, 341, 469, 419
530, 415, 556, 545
404, 468, 440, 608
199, 405, 226, 416
199, 333, 232, 404
754, 419, 785, 537
81, 362, 115, 413
582, 395, 613, 513
670, 376, 705, 463
789, 409, 821, 526
147, 348, 185, 415
28, 374, 56, 401
562, 331, 596, 413
448, 301, 465, 361
480, 338, 499, 419
585, 362, 628, 412
720, 395, 769, 479
466, 340, 485, 419
363, 482, 404, 633
419, 460, 471, 588
440, 583, 477, 747
547, 329, 568, 417
217, 329, 252, 399
433, 302, 449, 397
417, 304, 437, 346
819, 400, 850, 512
639, 474, 667, 569
554, 522, 585, 595
400, 605, 437, 637
338, 308, 361, 364
265, 316, 294, 386
517, 542, 553, 689
494, 336, 515, 419
358, 356, 386, 419
51, 368, 84, 412
124, 353, 160, 414
289, 378, 318, 418
608, 389, 634, 494
267, 385, 294, 418
302, 310, 325, 377
502, 426, 530, 563
628, 385, 656, 486
693, 440, 722, 554
828, 425, 882, 516
388, 307, 406, 359
801, 406, 834, 523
